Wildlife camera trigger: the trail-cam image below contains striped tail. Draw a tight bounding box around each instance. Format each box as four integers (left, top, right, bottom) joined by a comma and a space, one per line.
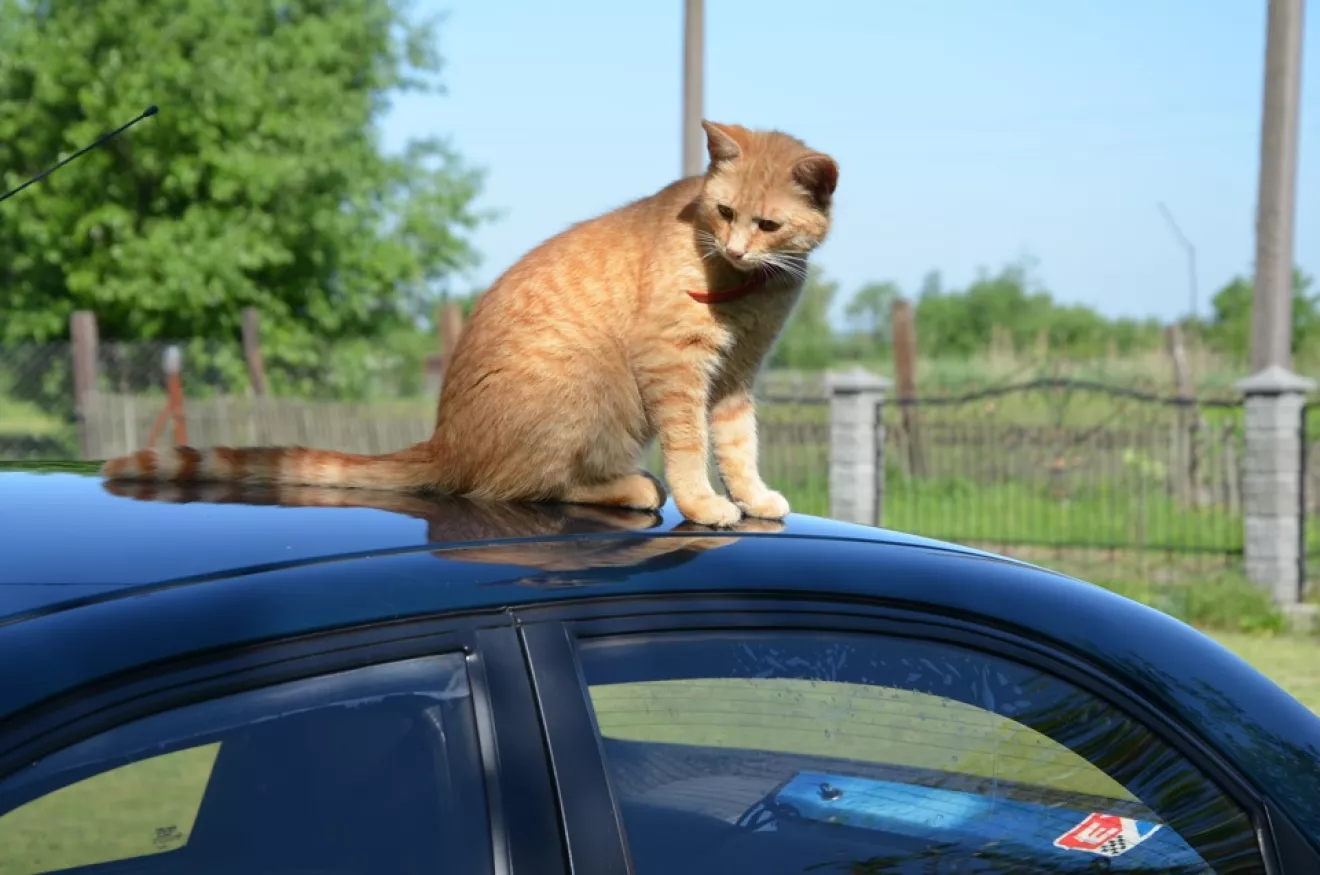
99, 443, 440, 491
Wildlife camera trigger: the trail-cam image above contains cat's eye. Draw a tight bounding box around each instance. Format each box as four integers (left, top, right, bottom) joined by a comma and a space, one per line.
757, 219, 782, 233
716, 204, 735, 221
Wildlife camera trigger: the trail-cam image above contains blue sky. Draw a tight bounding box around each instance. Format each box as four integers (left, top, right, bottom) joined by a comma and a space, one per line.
380, 1, 1319, 323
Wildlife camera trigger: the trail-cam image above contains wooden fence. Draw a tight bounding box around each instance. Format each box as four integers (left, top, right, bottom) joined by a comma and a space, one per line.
84, 394, 437, 460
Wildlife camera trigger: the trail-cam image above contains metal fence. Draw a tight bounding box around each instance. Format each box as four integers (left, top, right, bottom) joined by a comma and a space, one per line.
0, 343, 75, 460
880, 379, 1248, 588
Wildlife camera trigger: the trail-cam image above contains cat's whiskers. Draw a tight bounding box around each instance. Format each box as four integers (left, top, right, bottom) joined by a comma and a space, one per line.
757, 251, 809, 283
694, 230, 723, 262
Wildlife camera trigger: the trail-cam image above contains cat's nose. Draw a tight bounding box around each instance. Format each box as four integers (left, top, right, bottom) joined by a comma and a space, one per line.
726, 247, 745, 260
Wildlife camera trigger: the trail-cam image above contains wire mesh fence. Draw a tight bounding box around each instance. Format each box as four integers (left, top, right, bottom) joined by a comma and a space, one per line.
90, 338, 439, 400
0, 343, 76, 460
881, 380, 1249, 592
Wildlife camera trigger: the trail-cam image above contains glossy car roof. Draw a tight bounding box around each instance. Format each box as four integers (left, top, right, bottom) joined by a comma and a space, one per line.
3, 465, 1320, 847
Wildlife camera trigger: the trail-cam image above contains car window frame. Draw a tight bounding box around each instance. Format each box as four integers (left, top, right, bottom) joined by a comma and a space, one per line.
0, 612, 566, 875
514, 594, 1316, 875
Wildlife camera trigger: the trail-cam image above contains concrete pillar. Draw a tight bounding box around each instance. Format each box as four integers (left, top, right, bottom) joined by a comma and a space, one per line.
827, 367, 891, 527
1235, 365, 1315, 611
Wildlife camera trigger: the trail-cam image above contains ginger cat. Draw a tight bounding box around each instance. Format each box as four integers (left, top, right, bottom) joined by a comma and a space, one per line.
101, 121, 839, 527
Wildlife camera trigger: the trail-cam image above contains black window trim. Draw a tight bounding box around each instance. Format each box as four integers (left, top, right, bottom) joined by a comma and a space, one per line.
522, 620, 634, 875
0, 611, 568, 875
0, 609, 510, 772
514, 595, 1319, 875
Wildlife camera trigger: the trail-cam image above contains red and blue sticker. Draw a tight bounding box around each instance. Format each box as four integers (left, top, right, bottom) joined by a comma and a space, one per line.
1054, 812, 1163, 858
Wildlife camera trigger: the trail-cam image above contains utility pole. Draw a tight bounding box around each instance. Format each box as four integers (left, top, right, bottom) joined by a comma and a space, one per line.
1158, 202, 1200, 325
1251, 0, 1306, 372
682, 0, 704, 177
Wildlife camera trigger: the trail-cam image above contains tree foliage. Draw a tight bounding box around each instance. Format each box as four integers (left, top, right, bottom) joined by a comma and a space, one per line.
771, 266, 838, 369
910, 259, 1163, 360
0, 0, 487, 363
821, 256, 1319, 372
844, 280, 899, 345
1203, 268, 1319, 360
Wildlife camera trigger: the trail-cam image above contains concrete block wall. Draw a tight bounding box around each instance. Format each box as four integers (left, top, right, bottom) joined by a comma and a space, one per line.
1236, 366, 1315, 609
826, 367, 891, 528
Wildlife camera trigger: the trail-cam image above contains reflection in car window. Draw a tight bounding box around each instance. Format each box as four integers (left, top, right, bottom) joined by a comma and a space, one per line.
0, 654, 492, 875
0, 744, 221, 870
578, 632, 1264, 874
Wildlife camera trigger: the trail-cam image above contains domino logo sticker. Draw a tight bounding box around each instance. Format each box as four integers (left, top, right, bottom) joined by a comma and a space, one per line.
1054, 813, 1163, 858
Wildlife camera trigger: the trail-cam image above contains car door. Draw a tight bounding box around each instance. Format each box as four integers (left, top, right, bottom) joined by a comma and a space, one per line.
517, 595, 1315, 874
0, 616, 564, 875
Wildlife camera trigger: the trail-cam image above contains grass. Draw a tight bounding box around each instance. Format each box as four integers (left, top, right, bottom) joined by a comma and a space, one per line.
0, 744, 218, 874
0, 460, 102, 474
0, 394, 62, 437
590, 678, 1135, 802
587, 631, 1320, 796
1209, 632, 1320, 713
996, 548, 1284, 632
885, 479, 1242, 552
756, 454, 1276, 634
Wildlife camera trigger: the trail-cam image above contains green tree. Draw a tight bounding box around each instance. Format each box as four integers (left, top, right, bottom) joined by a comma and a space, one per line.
1205, 268, 1318, 361
908, 258, 1140, 360
915, 260, 1053, 357
844, 280, 899, 346
917, 269, 943, 301
0, 0, 487, 368
771, 266, 838, 369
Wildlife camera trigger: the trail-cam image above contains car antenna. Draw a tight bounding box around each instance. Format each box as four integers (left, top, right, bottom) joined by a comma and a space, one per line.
0, 104, 158, 206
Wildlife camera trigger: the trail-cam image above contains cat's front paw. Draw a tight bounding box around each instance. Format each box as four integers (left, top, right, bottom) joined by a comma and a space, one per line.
676, 493, 743, 528
736, 489, 791, 521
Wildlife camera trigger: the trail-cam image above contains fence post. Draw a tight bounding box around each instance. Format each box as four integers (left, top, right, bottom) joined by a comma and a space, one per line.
440, 302, 464, 372
146, 346, 189, 447
827, 367, 891, 527
1165, 323, 1205, 506
241, 307, 268, 396
890, 297, 925, 477
69, 310, 100, 459
1235, 365, 1315, 626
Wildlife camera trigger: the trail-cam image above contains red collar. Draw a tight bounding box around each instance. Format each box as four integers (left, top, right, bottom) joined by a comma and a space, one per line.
687, 270, 769, 304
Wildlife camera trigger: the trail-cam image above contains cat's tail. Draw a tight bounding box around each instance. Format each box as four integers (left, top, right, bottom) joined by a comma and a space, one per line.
99, 442, 441, 491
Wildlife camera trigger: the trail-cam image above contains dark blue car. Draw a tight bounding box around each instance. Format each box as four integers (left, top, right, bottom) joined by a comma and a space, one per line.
2, 466, 1319, 874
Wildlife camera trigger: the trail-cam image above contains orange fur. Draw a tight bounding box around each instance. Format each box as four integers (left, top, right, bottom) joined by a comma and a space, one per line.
100, 121, 839, 527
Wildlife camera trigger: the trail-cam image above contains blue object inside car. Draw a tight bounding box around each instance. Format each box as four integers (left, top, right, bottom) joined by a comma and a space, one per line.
762, 770, 1203, 871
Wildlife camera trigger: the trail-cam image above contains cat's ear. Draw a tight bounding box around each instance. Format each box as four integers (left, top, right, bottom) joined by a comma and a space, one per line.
792, 152, 839, 208
702, 121, 743, 166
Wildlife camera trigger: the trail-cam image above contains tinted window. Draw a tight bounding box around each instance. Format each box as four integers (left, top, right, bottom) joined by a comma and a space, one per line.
0, 653, 492, 874
578, 632, 1264, 874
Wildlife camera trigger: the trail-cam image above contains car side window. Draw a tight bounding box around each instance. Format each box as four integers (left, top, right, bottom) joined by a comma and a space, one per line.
577, 631, 1265, 874
0, 653, 493, 875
